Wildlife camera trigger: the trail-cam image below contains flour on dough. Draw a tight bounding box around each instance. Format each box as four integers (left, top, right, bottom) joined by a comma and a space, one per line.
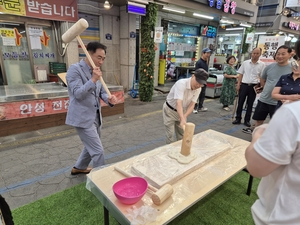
168, 150, 197, 164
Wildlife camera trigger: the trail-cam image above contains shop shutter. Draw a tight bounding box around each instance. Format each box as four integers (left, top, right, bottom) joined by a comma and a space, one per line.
78, 13, 100, 61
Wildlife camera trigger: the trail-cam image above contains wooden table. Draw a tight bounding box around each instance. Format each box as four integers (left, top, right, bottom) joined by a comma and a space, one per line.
86, 129, 250, 225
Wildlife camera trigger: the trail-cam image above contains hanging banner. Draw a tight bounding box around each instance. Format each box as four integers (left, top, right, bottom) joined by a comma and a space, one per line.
154, 27, 163, 43
0, 0, 78, 22
245, 33, 254, 43
257, 36, 285, 65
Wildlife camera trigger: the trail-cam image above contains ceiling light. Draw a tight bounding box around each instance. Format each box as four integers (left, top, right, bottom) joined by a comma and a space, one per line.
0, 22, 20, 26
220, 19, 234, 24
104, 1, 112, 9
255, 32, 267, 35
285, 36, 292, 41
291, 37, 298, 42
162, 6, 185, 14
226, 27, 244, 31
130, 0, 148, 4
224, 33, 240, 36
193, 13, 214, 20
240, 23, 251, 28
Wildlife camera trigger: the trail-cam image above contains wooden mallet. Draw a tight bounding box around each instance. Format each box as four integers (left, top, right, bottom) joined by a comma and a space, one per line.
114, 166, 173, 205
180, 122, 195, 156
62, 18, 111, 97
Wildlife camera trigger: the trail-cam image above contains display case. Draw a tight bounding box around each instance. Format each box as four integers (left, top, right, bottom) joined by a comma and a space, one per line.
0, 83, 124, 137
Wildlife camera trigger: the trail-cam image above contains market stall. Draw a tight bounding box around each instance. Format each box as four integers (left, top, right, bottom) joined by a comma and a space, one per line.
0, 83, 124, 137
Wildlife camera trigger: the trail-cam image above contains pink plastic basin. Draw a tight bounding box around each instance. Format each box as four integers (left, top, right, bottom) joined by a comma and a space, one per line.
113, 177, 148, 205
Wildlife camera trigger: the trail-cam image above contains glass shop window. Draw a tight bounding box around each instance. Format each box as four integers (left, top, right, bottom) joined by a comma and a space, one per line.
0, 22, 33, 85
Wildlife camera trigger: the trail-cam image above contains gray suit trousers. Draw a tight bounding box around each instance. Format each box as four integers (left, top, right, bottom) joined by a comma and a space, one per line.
74, 113, 105, 169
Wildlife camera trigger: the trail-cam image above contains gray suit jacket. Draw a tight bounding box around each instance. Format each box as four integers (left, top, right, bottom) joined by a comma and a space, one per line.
65, 59, 111, 128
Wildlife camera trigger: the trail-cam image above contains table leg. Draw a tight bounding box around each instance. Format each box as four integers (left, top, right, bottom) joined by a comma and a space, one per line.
104, 206, 109, 225
246, 175, 254, 196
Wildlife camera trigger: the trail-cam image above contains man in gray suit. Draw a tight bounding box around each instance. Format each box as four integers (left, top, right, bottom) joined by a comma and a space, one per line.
66, 42, 117, 175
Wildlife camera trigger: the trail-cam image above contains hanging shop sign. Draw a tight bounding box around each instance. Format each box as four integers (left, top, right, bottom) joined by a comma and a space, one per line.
207, 0, 237, 14
258, 36, 285, 65
154, 27, 163, 43
282, 22, 300, 31
200, 25, 217, 38
245, 33, 254, 43
0, 0, 78, 22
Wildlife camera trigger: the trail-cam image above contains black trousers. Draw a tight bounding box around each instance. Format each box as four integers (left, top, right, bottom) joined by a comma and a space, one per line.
235, 83, 257, 122
0, 195, 14, 225
194, 85, 206, 110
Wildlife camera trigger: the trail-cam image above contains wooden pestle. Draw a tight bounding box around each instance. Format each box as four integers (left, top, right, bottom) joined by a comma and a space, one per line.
114, 166, 173, 205
180, 122, 195, 156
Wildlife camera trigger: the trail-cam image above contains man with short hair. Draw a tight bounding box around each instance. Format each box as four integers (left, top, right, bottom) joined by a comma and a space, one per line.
66, 42, 118, 175
232, 48, 265, 127
163, 68, 209, 144
242, 45, 292, 134
193, 47, 211, 113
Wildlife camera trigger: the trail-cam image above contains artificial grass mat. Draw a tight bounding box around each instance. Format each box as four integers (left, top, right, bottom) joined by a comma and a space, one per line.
12, 171, 260, 225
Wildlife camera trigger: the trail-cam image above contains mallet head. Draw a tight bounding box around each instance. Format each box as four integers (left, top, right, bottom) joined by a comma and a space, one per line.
62, 18, 89, 43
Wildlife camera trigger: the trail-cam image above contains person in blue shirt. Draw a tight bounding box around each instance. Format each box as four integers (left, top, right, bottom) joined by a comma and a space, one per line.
272, 58, 300, 109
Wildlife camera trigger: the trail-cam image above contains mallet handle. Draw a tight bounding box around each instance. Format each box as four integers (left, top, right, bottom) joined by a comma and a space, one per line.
76, 36, 111, 98
114, 166, 158, 192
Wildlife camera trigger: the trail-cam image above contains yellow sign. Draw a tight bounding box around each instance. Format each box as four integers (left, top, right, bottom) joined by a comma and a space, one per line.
0, 0, 26, 16
0, 28, 16, 38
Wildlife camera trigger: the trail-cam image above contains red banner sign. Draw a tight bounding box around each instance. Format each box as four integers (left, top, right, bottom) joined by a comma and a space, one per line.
0, 0, 78, 22
0, 91, 124, 121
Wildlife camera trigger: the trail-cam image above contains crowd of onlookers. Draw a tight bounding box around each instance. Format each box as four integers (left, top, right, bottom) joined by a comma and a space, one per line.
163, 40, 300, 225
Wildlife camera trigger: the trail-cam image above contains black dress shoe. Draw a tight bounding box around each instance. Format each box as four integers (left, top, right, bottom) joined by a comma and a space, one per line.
244, 121, 251, 127
232, 119, 241, 124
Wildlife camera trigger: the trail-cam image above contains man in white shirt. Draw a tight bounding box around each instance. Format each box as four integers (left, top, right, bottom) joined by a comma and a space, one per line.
245, 101, 300, 225
232, 48, 265, 127
163, 69, 208, 144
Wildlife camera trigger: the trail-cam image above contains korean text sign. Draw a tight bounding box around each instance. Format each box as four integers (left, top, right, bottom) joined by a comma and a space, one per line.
0, 0, 78, 22
258, 36, 285, 65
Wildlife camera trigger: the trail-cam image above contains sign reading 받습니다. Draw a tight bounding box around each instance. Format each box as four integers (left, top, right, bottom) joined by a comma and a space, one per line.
0, 0, 78, 22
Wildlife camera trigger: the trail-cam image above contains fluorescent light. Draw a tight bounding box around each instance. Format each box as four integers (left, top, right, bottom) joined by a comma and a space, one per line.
291, 37, 298, 42
130, 0, 148, 4
255, 32, 266, 35
128, 1, 146, 8
220, 19, 234, 24
0, 22, 20, 26
193, 13, 214, 20
162, 6, 185, 14
224, 33, 240, 36
226, 27, 244, 31
240, 23, 251, 28
286, 36, 292, 41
